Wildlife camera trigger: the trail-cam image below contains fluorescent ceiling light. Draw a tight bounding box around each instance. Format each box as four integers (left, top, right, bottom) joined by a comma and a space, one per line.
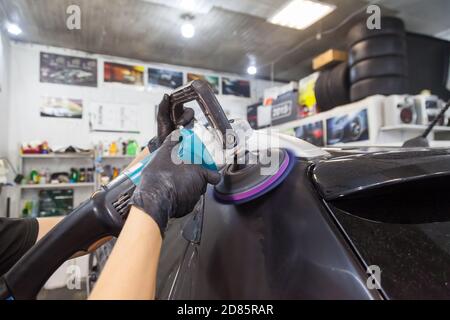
268, 0, 336, 30
6, 23, 22, 36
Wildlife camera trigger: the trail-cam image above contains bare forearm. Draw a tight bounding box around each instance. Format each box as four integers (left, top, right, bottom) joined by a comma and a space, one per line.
89, 206, 162, 300
36, 216, 111, 257
36, 217, 63, 241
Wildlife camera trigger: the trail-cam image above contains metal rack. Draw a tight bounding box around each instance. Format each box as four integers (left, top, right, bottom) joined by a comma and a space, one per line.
14, 152, 97, 219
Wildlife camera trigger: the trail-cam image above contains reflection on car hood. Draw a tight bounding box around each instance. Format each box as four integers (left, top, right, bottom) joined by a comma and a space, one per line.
312, 148, 450, 200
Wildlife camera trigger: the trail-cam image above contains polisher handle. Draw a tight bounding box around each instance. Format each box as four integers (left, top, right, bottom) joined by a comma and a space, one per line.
170, 80, 236, 149
2, 174, 137, 300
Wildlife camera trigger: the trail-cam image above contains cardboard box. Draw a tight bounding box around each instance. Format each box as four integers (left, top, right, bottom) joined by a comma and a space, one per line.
313, 49, 348, 71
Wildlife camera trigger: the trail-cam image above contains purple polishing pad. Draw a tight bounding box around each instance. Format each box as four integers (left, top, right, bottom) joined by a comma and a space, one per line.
214, 149, 295, 204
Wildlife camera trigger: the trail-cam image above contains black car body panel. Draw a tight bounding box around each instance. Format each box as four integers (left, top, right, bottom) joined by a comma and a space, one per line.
156, 148, 450, 299
157, 162, 380, 299
313, 148, 450, 200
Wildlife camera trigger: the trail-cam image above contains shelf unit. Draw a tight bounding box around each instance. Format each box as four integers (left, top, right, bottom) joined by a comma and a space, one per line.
380, 125, 450, 132
100, 155, 135, 159
20, 152, 94, 159
14, 152, 96, 219
13, 151, 137, 218
265, 96, 450, 148
19, 182, 95, 190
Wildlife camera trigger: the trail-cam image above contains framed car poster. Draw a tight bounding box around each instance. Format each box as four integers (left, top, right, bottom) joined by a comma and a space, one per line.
104, 62, 145, 86
148, 67, 183, 89
326, 109, 369, 145
222, 77, 251, 97
40, 97, 83, 119
187, 73, 219, 94
40, 52, 98, 87
295, 120, 324, 147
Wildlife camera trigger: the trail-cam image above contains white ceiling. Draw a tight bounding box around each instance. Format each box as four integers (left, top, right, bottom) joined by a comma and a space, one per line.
0, 0, 448, 81
375, 0, 450, 40
142, 0, 289, 18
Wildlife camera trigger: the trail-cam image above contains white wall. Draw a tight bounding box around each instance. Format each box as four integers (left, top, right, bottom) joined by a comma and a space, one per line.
0, 31, 10, 157
7, 42, 282, 166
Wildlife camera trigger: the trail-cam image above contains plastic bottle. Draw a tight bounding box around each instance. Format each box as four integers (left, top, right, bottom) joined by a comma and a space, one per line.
70, 168, 79, 183
79, 168, 86, 182
127, 140, 138, 156
30, 170, 39, 184
109, 141, 118, 156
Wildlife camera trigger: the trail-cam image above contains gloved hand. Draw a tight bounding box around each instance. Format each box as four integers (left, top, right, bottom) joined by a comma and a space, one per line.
155, 94, 195, 147
131, 132, 221, 236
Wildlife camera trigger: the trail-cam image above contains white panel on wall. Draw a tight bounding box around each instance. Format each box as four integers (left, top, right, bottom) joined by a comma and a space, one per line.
89, 102, 141, 133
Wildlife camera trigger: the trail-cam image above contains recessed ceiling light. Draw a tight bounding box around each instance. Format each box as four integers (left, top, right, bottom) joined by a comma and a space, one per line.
6, 22, 22, 36
181, 22, 195, 38
247, 66, 257, 75
268, 0, 336, 30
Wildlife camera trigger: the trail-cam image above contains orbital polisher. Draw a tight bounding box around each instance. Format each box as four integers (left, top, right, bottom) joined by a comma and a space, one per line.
0, 80, 295, 300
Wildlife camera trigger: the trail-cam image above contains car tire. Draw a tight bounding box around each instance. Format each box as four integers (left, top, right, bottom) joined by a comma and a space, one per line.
350, 56, 408, 83
315, 69, 334, 112
347, 17, 405, 48
349, 35, 406, 66
327, 62, 350, 107
350, 76, 407, 101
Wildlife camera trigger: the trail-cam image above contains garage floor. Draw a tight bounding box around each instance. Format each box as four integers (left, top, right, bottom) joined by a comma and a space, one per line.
37, 281, 87, 300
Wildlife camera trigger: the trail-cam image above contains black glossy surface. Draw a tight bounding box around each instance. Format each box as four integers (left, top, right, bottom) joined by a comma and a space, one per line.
329, 203, 450, 299
316, 148, 450, 299
313, 148, 450, 200
156, 162, 379, 299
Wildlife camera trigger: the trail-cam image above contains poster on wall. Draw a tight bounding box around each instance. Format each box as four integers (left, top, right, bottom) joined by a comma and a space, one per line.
89, 102, 140, 133
294, 121, 324, 147
326, 109, 369, 145
148, 68, 183, 89
40, 52, 98, 87
222, 77, 251, 97
40, 97, 83, 119
187, 73, 219, 94
104, 62, 145, 86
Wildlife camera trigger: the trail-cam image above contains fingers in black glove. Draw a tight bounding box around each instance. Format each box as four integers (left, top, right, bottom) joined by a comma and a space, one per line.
157, 94, 195, 146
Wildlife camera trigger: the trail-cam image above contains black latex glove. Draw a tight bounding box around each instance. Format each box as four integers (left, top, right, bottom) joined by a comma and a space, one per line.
156, 94, 195, 147
131, 132, 221, 236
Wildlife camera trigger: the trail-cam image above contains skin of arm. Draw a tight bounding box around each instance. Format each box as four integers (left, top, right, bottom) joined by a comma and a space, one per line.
89, 206, 162, 300
36, 217, 63, 242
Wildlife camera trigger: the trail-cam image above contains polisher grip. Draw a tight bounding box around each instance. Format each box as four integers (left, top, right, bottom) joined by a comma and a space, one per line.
170, 80, 234, 148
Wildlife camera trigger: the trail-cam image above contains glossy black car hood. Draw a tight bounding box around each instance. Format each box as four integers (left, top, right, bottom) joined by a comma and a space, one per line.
312, 147, 450, 299
313, 148, 450, 200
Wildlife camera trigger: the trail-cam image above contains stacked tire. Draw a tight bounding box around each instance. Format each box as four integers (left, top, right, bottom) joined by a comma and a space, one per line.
315, 62, 350, 112
347, 17, 408, 101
